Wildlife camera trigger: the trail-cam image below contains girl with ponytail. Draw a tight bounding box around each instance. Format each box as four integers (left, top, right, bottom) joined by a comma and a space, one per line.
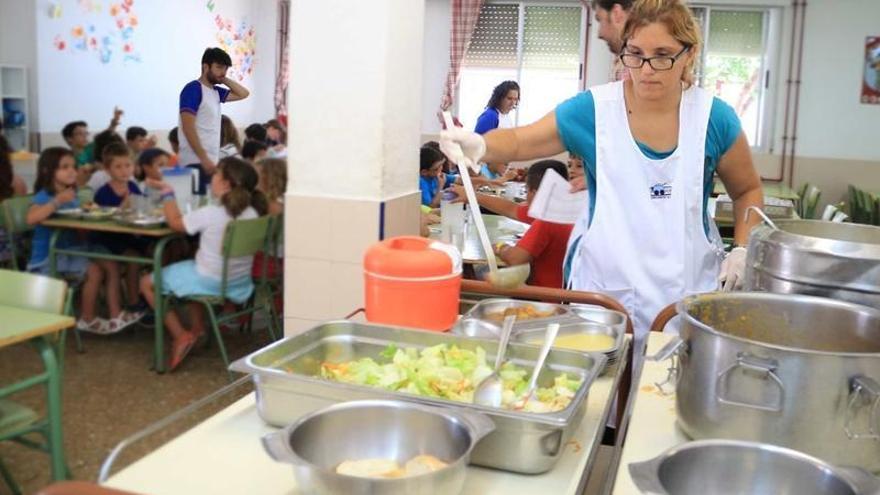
139, 156, 268, 370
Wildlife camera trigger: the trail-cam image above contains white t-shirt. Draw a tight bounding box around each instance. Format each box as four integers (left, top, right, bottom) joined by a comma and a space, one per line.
178, 80, 230, 166
183, 204, 258, 280
86, 169, 110, 192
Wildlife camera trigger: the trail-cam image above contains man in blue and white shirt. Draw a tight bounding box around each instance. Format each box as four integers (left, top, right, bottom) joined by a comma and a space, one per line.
179, 47, 250, 194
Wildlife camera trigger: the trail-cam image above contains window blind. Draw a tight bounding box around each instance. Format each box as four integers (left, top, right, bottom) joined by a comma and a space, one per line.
522, 6, 581, 70
463, 3, 519, 68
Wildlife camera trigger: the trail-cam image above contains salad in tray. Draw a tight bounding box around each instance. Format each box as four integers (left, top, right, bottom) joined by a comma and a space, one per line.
318, 343, 581, 413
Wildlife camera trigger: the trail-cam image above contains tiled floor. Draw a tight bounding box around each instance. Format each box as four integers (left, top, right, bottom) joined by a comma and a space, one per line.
0, 322, 273, 494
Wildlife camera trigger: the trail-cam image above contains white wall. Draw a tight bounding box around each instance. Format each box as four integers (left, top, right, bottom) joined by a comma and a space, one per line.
0, 0, 40, 135
794, 0, 879, 161
28, 0, 277, 139
420, 0, 451, 135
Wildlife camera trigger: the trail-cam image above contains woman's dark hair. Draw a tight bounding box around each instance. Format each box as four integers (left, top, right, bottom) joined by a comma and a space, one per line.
244, 123, 268, 143
0, 135, 14, 201
241, 139, 269, 161
526, 159, 568, 192
201, 47, 232, 67
221, 115, 241, 150
593, 0, 634, 11
93, 130, 124, 165
34, 147, 75, 195
486, 80, 521, 110
420, 146, 445, 171
217, 157, 268, 218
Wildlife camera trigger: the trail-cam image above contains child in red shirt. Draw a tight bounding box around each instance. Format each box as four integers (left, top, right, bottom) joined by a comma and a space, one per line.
494, 160, 573, 289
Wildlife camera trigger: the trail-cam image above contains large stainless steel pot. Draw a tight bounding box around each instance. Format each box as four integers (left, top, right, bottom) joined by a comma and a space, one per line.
745, 220, 880, 309
656, 293, 880, 471
629, 439, 880, 495
262, 400, 494, 495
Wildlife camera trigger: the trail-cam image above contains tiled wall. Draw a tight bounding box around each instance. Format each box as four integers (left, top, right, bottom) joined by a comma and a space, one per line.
282, 190, 421, 335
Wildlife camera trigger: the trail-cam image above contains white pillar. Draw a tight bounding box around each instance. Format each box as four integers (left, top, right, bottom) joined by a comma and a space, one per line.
283, 0, 424, 334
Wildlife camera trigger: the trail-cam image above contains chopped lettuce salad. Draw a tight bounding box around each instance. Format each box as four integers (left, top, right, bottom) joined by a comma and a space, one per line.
318, 344, 581, 413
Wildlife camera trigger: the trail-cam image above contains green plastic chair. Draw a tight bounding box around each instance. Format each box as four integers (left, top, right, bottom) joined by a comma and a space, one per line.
0, 269, 71, 492
251, 214, 284, 336
1, 195, 34, 271
3, 195, 85, 352
163, 216, 275, 376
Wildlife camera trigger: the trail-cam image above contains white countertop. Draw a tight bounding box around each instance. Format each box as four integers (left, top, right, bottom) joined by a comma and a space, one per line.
611, 333, 688, 494
104, 339, 629, 495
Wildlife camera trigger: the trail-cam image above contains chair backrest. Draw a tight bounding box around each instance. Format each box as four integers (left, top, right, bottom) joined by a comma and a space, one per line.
267, 213, 284, 259
2, 194, 35, 235
0, 268, 68, 314
219, 215, 271, 297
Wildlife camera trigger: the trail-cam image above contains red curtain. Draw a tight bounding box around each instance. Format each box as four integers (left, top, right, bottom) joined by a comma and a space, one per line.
439, 0, 484, 113
274, 0, 290, 121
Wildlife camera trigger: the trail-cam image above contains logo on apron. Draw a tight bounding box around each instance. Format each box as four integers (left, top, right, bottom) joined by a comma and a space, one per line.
650, 182, 673, 199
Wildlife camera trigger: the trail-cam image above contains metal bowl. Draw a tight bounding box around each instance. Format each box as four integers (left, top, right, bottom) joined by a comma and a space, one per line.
629, 440, 880, 495
262, 400, 494, 495
568, 305, 627, 334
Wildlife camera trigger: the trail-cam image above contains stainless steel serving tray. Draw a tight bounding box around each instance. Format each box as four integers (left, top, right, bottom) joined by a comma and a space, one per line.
452, 298, 572, 337
230, 320, 605, 474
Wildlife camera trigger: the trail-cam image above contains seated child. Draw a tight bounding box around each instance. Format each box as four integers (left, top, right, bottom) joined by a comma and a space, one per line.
0, 135, 28, 265
241, 139, 268, 163
92, 143, 148, 319
494, 160, 573, 289
419, 146, 454, 208
26, 147, 135, 333
252, 157, 287, 314
137, 148, 170, 206
86, 130, 126, 191
140, 157, 269, 370
480, 162, 517, 183
167, 127, 180, 167
220, 115, 242, 159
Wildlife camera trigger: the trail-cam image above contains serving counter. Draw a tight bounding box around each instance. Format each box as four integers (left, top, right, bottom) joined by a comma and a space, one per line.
101, 338, 630, 495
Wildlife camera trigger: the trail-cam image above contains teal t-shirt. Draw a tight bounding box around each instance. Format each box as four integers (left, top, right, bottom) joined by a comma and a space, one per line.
555, 90, 741, 233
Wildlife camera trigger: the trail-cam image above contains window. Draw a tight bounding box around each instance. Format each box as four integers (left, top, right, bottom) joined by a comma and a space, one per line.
691, 6, 780, 150
457, 3, 585, 131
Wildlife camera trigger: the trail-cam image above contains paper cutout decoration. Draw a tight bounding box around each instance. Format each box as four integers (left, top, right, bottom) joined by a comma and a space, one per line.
862, 36, 880, 105
47, 0, 141, 65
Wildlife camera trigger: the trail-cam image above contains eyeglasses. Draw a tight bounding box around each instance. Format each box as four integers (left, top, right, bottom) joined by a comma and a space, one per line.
619, 46, 690, 71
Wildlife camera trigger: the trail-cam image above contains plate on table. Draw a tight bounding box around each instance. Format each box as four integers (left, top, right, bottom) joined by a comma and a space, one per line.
55, 207, 83, 218
80, 206, 118, 221
116, 212, 166, 227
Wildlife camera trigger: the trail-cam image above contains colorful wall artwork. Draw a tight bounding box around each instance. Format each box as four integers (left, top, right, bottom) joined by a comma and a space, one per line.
208, 1, 256, 81
47, 0, 142, 65
862, 36, 880, 104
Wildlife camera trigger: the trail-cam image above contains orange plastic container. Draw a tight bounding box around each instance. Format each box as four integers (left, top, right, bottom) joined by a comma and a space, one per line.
363, 236, 462, 331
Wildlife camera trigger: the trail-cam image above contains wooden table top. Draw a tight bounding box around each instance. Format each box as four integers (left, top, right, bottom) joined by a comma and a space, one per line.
42, 217, 176, 237
0, 305, 75, 349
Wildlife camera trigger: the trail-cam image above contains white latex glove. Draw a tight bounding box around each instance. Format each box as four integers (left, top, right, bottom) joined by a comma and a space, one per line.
718, 246, 747, 291
440, 126, 486, 174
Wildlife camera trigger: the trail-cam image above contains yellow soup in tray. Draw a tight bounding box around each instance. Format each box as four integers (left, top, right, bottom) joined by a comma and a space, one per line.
527, 332, 616, 352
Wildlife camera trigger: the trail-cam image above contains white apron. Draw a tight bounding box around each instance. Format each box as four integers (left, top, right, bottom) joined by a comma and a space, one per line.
564, 81, 723, 353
